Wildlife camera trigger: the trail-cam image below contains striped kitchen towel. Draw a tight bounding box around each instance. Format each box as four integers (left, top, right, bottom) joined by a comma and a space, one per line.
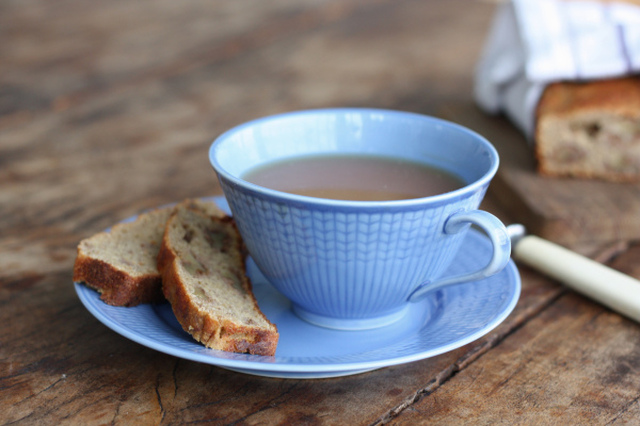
474, 0, 640, 139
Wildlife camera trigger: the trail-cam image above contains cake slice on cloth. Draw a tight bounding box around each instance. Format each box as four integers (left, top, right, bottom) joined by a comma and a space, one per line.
535, 76, 640, 181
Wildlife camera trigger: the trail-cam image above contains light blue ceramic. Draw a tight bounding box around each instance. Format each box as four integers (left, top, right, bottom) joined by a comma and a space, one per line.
209, 108, 511, 330
73, 196, 521, 378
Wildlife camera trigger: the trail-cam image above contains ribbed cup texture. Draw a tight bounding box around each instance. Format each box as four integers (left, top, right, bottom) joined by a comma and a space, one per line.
222, 181, 486, 320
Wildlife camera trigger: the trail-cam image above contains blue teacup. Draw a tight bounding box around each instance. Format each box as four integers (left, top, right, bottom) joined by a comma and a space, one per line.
209, 108, 510, 330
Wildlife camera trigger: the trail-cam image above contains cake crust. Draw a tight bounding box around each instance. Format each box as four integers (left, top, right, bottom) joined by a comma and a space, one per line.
73, 255, 164, 306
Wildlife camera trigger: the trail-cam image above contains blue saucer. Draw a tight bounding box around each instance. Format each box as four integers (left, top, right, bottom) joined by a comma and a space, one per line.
74, 198, 521, 379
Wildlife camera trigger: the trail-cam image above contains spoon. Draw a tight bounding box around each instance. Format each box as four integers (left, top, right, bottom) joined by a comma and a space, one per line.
507, 224, 640, 322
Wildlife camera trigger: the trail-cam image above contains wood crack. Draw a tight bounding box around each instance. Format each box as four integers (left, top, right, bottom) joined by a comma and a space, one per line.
370, 287, 568, 425
605, 394, 640, 425
223, 382, 301, 426
172, 360, 180, 399
155, 374, 165, 422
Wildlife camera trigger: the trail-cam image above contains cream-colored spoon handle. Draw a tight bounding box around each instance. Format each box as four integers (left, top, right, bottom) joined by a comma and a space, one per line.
513, 235, 640, 322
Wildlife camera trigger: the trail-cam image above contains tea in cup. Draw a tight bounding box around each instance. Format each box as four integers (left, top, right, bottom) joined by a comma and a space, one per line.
209, 108, 510, 330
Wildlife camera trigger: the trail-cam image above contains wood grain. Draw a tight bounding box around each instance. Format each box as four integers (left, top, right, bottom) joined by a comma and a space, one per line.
392, 281, 640, 424
3, 0, 640, 424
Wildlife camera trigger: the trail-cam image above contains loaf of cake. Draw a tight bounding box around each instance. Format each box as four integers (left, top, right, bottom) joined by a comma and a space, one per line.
157, 200, 279, 356
534, 76, 640, 182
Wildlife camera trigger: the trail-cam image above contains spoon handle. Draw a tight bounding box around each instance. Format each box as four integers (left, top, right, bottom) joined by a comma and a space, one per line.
513, 235, 640, 322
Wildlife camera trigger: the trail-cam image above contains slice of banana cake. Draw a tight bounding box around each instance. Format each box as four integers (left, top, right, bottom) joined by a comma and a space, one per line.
73, 206, 173, 306
157, 200, 278, 356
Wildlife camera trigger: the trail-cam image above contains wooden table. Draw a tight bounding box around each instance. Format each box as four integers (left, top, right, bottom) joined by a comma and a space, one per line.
4, 0, 640, 424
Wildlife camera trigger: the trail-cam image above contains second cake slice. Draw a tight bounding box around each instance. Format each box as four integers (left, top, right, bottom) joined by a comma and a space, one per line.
157, 200, 279, 356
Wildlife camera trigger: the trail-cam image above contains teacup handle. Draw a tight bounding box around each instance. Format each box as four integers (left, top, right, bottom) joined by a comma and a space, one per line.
408, 210, 511, 303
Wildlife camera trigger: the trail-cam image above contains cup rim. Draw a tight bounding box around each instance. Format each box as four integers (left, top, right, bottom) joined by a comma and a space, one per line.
209, 108, 499, 208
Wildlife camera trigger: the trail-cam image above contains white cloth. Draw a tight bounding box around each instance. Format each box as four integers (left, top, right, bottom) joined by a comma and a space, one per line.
474, 0, 640, 140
